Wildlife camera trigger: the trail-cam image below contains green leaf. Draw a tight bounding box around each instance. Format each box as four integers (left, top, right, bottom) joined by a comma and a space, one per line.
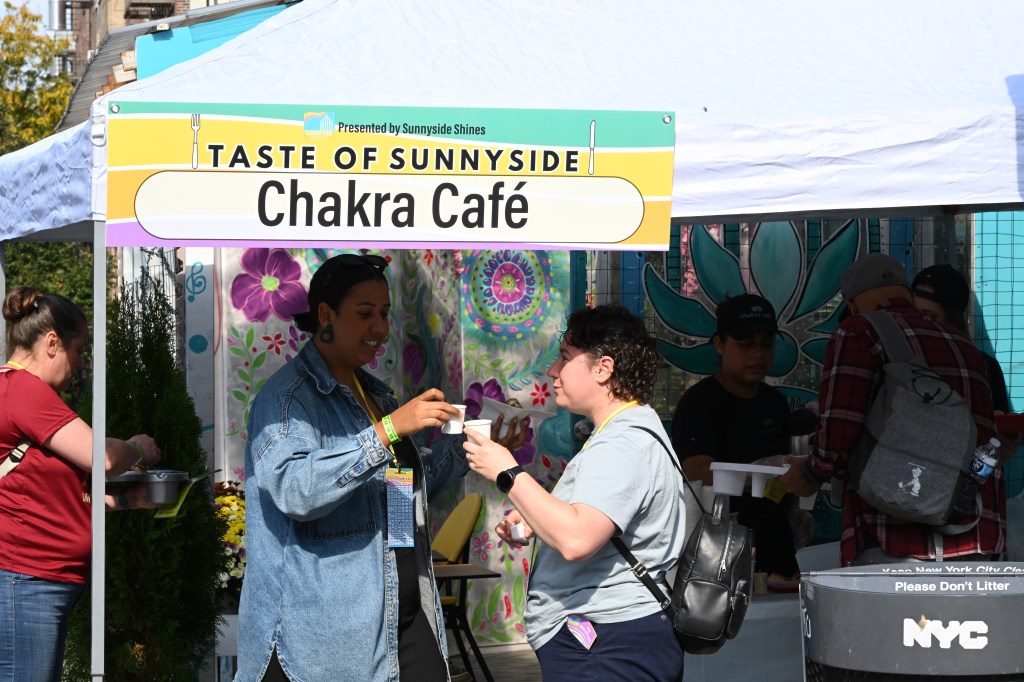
512, 575, 526, 612
245, 327, 255, 348
790, 219, 860, 321
691, 225, 746, 305
644, 263, 717, 338
251, 352, 267, 369
228, 345, 246, 358
231, 389, 248, 402
750, 221, 802, 316
236, 368, 251, 383
487, 585, 502, 616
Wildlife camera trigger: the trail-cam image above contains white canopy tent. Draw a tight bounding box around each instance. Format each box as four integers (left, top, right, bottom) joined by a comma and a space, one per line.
2, 0, 1024, 675
4, 0, 1024, 239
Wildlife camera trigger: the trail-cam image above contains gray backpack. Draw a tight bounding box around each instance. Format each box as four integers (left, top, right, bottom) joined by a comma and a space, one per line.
847, 311, 981, 532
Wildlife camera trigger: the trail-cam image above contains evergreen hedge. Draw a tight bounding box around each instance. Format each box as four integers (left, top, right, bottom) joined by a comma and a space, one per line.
64, 282, 226, 680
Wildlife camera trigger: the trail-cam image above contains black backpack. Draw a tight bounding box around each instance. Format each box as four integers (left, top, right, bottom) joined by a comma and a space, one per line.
612, 427, 753, 655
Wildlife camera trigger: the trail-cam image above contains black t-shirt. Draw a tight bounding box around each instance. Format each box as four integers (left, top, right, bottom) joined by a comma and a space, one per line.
672, 376, 799, 575
671, 375, 791, 465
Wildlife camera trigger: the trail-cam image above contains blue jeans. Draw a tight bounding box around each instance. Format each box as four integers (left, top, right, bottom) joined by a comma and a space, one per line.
0, 569, 86, 682
536, 611, 684, 682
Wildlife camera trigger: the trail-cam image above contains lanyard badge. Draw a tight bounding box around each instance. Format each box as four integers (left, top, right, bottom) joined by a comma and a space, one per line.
386, 467, 415, 548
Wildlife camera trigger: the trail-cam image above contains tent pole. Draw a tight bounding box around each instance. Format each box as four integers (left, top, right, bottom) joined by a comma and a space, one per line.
0, 243, 6, 360
91, 221, 107, 679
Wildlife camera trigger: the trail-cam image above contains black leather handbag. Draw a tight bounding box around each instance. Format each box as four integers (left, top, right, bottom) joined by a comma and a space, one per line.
612, 427, 754, 655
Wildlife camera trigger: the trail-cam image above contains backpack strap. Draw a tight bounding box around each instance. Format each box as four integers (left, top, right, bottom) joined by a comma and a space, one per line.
610, 424, 693, 615
862, 310, 916, 363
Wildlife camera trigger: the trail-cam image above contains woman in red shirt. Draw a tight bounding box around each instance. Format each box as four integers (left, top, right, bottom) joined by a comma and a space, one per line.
0, 286, 162, 682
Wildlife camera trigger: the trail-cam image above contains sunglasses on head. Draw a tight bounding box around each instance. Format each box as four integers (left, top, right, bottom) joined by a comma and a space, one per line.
318, 253, 389, 299
334, 253, 388, 272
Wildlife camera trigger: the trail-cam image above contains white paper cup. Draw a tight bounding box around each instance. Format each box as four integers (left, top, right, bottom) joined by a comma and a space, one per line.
750, 472, 771, 498
712, 468, 746, 496
463, 419, 492, 439
441, 404, 467, 434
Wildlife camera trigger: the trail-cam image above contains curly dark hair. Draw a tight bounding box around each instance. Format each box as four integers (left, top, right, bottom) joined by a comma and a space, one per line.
562, 304, 660, 403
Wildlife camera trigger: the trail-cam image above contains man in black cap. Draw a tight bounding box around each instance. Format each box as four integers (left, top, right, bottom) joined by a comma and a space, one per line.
912, 263, 1009, 413
780, 253, 1004, 565
671, 293, 800, 582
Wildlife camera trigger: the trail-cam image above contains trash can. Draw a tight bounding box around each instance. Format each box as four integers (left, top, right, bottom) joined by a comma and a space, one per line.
802, 562, 1024, 681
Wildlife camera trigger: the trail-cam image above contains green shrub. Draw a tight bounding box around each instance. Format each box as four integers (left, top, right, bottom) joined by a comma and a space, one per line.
64, 281, 226, 680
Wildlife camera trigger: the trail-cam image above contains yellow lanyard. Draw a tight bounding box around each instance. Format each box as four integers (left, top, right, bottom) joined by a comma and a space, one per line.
581, 400, 638, 451
4, 361, 24, 370
353, 375, 397, 461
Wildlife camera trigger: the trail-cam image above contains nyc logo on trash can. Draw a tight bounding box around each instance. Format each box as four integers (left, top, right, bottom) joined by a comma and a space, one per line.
903, 615, 988, 649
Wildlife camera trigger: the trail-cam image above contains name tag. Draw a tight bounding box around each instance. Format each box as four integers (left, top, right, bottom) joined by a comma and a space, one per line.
386, 468, 415, 548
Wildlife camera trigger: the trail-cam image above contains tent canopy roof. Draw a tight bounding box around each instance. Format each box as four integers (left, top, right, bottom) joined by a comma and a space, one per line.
4, 0, 1024, 241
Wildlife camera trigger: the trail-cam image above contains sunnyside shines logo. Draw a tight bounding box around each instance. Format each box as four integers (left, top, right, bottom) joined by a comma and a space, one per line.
303, 112, 336, 138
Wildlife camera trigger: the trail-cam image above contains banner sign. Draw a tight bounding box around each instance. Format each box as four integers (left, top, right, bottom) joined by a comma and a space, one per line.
106, 103, 675, 249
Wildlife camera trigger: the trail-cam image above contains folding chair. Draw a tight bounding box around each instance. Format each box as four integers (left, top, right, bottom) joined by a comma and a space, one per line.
431, 493, 495, 682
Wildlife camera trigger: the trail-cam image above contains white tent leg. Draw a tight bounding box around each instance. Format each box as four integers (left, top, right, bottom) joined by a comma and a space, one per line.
91, 222, 107, 679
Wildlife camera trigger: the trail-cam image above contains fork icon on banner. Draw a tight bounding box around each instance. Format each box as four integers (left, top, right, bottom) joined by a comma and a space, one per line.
191, 114, 201, 169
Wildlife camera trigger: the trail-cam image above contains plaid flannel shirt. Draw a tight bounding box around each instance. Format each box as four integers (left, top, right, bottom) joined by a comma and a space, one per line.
808, 298, 1005, 565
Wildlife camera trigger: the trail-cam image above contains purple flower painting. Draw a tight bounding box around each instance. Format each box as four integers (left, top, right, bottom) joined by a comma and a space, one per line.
231, 249, 308, 323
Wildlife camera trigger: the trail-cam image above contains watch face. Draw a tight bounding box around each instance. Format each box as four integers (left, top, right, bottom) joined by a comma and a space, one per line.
497, 467, 520, 494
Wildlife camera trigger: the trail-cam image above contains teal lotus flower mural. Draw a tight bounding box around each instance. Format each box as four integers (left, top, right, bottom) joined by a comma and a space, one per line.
647, 221, 877, 401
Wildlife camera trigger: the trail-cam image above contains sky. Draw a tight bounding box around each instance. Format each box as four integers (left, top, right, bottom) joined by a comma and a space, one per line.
2, 0, 52, 26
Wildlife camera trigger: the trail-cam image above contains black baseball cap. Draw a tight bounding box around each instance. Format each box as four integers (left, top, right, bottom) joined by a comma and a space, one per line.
714, 294, 778, 340
911, 264, 969, 314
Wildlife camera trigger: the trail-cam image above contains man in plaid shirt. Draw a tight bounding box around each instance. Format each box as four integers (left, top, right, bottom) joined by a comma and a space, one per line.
781, 253, 1005, 565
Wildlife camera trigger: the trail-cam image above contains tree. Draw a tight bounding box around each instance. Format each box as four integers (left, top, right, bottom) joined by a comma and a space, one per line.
63, 280, 226, 680
0, 1, 73, 155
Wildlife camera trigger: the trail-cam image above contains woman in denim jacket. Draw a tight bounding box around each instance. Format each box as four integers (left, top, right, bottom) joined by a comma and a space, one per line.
236, 254, 469, 682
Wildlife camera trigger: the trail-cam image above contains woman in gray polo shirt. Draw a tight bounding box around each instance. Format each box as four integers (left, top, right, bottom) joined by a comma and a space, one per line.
464, 305, 686, 681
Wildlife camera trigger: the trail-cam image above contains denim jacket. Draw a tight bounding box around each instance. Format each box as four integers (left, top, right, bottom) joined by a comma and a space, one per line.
235, 342, 468, 682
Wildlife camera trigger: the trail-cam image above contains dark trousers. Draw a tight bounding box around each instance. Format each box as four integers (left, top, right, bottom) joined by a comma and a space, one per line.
536, 611, 683, 682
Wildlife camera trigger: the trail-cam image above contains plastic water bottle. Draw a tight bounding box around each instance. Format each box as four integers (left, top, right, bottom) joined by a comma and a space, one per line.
968, 437, 1001, 485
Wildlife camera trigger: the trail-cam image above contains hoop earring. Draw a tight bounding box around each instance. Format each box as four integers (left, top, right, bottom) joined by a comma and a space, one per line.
319, 324, 334, 343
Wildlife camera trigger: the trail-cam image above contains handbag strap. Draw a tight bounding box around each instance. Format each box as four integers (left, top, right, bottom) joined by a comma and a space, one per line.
610, 535, 673, 612
0, 440, 32, 480
610, 425, 696, 614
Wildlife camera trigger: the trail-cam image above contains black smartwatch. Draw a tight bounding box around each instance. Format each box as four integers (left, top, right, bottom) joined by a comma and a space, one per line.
496, 465, 526, 494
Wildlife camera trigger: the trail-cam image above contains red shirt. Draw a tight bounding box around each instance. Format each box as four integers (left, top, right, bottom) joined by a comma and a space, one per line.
0, 368, 86, 583
808, 299, 1004, 565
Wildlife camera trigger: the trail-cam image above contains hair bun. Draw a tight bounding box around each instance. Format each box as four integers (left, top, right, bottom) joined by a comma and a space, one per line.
2, 286, 41, 322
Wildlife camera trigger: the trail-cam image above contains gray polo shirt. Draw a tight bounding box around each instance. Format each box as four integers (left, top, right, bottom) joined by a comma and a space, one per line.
525, 405, 686, 649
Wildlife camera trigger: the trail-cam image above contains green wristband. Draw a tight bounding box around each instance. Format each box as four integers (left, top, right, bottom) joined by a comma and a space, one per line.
130, 440, 145, 467
381, 415, 401, 444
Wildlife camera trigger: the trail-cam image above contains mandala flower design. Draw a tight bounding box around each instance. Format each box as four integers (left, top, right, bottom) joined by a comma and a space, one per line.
231, 248, 307, 323
462, 250, 553, 341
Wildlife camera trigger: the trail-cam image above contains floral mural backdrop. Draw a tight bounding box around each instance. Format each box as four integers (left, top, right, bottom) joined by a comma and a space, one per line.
216, 246, 573, 646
